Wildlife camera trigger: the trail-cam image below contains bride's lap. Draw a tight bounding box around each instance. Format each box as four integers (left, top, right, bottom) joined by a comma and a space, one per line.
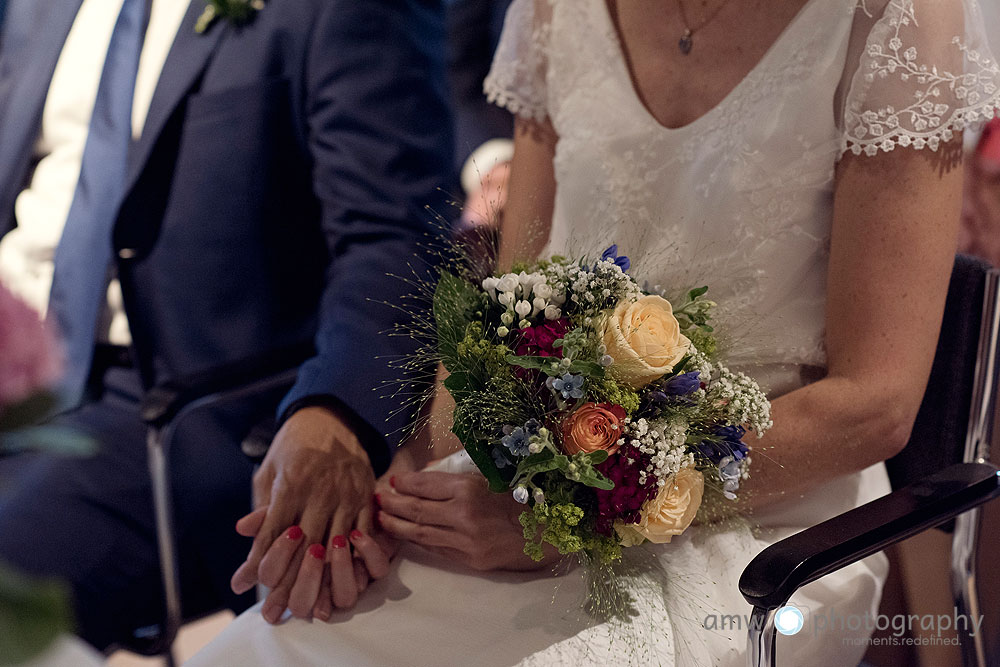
189, 476, 888, 667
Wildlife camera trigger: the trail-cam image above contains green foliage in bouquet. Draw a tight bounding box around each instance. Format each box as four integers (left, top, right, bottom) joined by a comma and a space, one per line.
430, 247, 772, 567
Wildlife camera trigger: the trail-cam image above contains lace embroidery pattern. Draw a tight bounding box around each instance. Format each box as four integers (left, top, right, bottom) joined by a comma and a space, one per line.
843, 0, 1000, 156
483, 0, 552, 121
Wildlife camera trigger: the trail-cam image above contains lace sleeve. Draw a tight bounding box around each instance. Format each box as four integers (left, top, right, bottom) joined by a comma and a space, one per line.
839, 0, 1000, 157
483, 0, 553, 121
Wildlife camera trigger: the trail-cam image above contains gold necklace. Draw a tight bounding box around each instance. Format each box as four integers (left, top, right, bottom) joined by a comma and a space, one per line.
675, 0, 735, 54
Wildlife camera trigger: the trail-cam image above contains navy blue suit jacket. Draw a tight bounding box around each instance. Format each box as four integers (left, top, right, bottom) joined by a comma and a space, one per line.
445, 0, 513, 171
0, 0, 453, 472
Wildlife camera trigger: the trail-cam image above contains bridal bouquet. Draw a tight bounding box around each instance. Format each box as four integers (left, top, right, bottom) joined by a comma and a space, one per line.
433, 245, 771, 563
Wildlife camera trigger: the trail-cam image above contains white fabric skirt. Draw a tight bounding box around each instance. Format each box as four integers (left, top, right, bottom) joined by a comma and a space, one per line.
188, 455, 890, 667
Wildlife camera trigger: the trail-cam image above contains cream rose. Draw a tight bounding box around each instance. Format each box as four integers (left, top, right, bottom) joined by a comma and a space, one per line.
600, 295, 690, 389
614, 468, 704, 546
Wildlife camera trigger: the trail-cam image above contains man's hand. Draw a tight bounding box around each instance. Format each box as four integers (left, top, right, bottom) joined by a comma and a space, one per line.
229, 406, 378, 621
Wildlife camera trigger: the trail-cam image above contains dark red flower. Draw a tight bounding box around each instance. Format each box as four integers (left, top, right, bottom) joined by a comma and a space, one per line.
592, 444, 659, 536
514, 318, 571, 358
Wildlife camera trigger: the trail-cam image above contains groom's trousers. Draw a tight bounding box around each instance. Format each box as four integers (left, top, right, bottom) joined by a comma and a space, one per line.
0, 363, 264, 650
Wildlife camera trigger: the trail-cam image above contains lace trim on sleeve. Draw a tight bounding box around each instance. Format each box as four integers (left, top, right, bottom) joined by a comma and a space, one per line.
840, 0, 1000, 157
483, 0, 552, 121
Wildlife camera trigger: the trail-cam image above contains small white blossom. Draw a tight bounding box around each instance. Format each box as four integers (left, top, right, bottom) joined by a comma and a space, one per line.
500, 311, 514, 325
496, 274, 519, 293
513, 486, 529, 504
533, 282, 553, 300
515, 300, 532, 318
497, 292, 514, 307
544, 305, 562, 320
497, 326, 510, 337
482, 276, 499, 300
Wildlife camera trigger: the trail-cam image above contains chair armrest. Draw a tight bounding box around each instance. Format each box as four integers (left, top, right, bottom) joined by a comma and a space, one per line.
140, 341, 315, 429
739, 462, 1000, 610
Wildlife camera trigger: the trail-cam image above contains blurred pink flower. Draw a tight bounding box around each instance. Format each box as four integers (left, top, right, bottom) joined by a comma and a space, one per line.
0, 282, 62, 407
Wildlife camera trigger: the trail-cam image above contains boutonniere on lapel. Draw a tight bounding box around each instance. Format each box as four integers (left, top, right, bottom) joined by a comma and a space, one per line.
195, 0, 266, 34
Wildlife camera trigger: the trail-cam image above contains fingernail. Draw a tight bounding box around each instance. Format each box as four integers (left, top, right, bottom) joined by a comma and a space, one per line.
286, 525, 303, 540
374, 493, 382, 508
263, 605, 282, 624
315, 608, 330, 622
389, 475, 396, 488
308, 543, 326, 559
374, 512, 382, 530
350, 529, 363, 541
331, 534, 347, 549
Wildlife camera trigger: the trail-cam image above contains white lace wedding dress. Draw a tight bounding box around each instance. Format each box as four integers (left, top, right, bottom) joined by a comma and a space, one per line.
189, 1, 999, 665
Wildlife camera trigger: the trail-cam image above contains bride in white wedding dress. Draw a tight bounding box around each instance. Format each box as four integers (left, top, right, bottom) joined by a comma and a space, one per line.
190, 0, 1000, 665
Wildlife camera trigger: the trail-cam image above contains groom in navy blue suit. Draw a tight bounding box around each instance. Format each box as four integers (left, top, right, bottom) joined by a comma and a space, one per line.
0, 0, 452, 650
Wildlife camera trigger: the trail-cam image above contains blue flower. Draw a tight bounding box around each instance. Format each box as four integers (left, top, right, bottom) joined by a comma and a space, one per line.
551, 373, 585, 399
697, 425, 749, 465
600, 244, 631, 271
501, 426, 531, 457
715, 424, 746, 442
492, 447, 511, 469
664, 371, 701, 395
718, 456, 742, 500
523, 419, 542, 436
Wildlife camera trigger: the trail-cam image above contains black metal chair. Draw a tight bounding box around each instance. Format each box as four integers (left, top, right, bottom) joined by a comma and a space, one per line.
122, 341, 314, 666
739, 255, 1000, 667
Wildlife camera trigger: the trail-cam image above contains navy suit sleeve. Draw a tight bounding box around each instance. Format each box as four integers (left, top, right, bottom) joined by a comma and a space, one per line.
277, 0, 454, 473
446, 0, 513, 172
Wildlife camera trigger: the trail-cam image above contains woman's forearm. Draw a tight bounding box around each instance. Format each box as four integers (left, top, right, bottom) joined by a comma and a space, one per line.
737, 373, 913, 510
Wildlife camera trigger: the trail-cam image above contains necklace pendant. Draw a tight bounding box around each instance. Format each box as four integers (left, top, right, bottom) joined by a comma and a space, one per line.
679, 29, 693, 55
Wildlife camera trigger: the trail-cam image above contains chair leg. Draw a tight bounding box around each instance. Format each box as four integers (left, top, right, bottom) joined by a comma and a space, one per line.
147, 427, 182, 664
952, 508, 987, 667
747, 607, 777, 667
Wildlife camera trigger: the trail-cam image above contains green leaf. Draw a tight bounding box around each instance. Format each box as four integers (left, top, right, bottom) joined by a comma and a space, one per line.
442, 370, 472, 398
687, 286, 709, 300
433, 271, 482, 367
505, 355, 561, 375
567, 360, 606, 378
0, 561, 73, 664
0, 392, 58, 432
667, 355, 692, 376
578, 474, 615, 490
450, 420, 508, 493
586, 450, 610, 465
513, 451, 564, 481
0, 427, 97, 457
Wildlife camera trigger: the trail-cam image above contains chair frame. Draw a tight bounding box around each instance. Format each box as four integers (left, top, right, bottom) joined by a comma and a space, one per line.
136, 343, 312, 666
740, 264, 1000, 667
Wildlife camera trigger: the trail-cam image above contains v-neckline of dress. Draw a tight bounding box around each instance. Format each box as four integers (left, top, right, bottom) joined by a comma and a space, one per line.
597, 0, 823, 134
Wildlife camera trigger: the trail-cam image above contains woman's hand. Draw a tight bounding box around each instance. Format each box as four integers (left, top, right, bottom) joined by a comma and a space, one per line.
228, 407, 381, 621
377, 470, 560, 571
234, 502, 395, 622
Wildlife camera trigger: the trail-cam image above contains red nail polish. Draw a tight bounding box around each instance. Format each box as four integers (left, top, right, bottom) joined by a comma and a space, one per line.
374, 493, 382, 508
350, 529, 363, 541
331, 534, 347, 549
308, 543, 326, 560
389, 476, 396, 488
286, 525, 303, 540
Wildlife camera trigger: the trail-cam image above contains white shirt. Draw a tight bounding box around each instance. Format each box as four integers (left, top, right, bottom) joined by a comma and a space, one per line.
0, 0, 191, 345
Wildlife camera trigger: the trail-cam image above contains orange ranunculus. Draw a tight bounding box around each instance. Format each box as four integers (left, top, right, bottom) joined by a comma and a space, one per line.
561, 402, 626, 456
